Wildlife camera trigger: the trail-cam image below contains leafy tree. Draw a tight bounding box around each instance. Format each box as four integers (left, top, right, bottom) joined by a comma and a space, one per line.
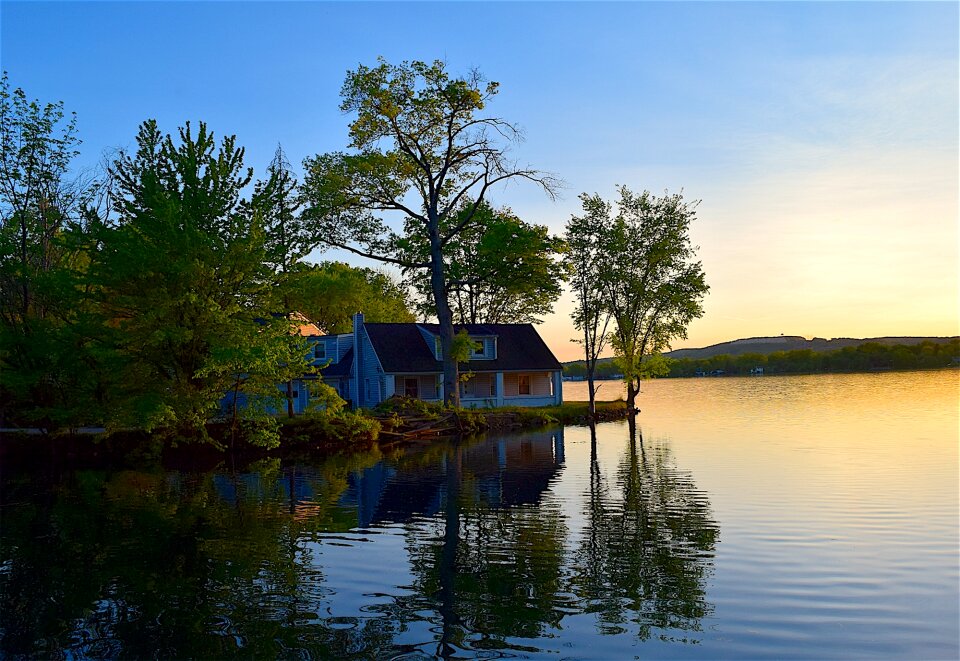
253, 144, 312, 281
0, 73, 102, 428
595, 187, 707, 414
407, 200, 567, 324
565, 194, 612, 419
88, 120, 310, 438
279, 261, 414, 334
251, 146, 314, 417
301, 58, 558, 406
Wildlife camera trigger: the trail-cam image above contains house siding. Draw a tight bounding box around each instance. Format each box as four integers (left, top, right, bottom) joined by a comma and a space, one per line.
358, 323, 382, 408
416, 325, 441, 360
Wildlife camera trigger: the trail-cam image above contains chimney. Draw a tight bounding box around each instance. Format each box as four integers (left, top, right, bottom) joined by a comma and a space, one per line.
353, 311, 364, 334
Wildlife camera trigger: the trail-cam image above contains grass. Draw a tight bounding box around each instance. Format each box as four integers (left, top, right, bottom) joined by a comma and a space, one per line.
488, 399, 628, 427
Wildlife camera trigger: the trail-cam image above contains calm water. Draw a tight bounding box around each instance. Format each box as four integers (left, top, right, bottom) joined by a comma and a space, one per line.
1, 371, 957, 659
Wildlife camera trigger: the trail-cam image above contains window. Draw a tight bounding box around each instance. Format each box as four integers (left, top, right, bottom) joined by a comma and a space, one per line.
434, 337, 441, 359
519, 375, 531, 395
404, 377, 419, 398
471, 339, 486, 358
314, 342, 326, 360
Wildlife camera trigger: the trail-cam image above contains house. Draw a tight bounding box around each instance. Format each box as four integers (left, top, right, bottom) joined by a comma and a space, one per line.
308, 312, 563, 409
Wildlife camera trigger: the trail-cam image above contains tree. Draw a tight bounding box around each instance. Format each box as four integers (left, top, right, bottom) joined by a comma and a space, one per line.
251, 145, 312, 417
596, 187, 708, 413
0, 73, 102, 428
406, 200, 567, 324
88, 120, 310, 437
253, 144, 312, 282
565, 194, 612, 420
279, 261, 414, 334
301, 58, 558, 406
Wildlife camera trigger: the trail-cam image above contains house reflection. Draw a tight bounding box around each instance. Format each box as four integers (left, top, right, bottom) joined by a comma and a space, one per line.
341, 428, 565, 527
207, 429, 565, 529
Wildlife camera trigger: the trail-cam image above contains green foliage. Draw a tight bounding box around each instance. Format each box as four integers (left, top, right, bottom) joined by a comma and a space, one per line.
87, 120, 309, 437
564, 194, 612, 410
281, 410, 381, 447
252, 144, 311, 279
407, 200, 568, 324
567, 187, 708, 411
277, 261, 413, 334
372, 395, 444, 419
301, 58, 557, 406
0, 74, 104, 429
451, 328, 480, 363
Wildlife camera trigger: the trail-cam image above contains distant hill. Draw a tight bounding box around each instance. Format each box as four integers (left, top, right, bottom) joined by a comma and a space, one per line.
563, 336, 959, 366
665, 336, 958, 360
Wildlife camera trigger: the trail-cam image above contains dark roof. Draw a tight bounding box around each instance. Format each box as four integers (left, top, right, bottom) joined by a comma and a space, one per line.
318, 347, 353, 377
363, 324, 439, 373
363, 323, 562, 374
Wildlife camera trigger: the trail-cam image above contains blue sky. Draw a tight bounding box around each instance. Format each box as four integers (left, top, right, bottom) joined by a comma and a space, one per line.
3, 2, 957, 360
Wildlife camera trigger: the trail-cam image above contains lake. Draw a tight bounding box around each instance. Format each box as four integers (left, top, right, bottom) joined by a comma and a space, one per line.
1, 370, 957, 659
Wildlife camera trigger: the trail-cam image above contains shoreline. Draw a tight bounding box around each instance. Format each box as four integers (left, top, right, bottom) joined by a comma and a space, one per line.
0, 400, 630, 469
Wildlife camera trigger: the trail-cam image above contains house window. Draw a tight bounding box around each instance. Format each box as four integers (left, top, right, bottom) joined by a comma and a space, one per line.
434, 337, 441, 359
471, 339, 486, 358
314, 342, 326, 360
405, 377, 419, 398
519, 375, 531, 395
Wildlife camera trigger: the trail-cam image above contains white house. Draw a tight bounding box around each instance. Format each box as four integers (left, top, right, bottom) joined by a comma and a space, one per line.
310, 313, 563, 409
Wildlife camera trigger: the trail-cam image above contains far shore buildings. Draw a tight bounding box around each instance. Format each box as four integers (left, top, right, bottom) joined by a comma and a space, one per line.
288, 313, 563, 411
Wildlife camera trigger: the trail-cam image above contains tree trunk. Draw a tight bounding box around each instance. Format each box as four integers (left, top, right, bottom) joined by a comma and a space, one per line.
286, 379, 295, 418
231, 375, 242, 452
626, 376, 639, 417
583, 321, 596, 420
428, 217, 460, 407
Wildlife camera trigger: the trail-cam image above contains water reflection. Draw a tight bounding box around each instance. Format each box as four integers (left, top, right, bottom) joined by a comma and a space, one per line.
1, 426, 718, 658
572, 420, 719, 642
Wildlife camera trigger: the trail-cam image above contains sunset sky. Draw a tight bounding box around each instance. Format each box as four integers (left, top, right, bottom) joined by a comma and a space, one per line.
3, 2, 956, 361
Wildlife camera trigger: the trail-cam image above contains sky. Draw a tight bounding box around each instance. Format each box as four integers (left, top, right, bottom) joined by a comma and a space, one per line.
2, 1, 957, 361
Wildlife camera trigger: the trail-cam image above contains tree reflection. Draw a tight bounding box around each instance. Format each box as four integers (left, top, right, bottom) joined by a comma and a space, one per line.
1, 424, 718, 657
573, 419, 719, 640
400, 430, 569, 657
0, 449, 389, 658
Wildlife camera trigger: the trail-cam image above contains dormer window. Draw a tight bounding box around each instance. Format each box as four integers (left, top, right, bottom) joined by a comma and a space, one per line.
471, 340, 486, 358
314, 342, 326, 360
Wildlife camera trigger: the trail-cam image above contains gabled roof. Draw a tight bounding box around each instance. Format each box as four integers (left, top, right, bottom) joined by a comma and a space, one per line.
363, 323, 562, 374
318, 347, 353, 377
364, 324, 439, 373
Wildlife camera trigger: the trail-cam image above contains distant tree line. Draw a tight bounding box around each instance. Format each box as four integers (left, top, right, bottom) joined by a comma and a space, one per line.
664, 340, 960, 377
563, 360, 622, 380
563, 340, 960, 379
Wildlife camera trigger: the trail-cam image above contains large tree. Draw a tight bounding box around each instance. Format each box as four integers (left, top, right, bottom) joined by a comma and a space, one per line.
251, 145, 312, 417
89, 120, 311, 437
565, 194, 612, 420
595, 187, 708, 414
0, 73, 103, 428
253, 144, 312, 282
406, 200, 567, 325
301, 58, 557, 406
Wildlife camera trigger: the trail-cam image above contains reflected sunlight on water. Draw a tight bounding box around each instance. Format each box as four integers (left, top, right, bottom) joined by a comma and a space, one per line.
1, 370, 957, 659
